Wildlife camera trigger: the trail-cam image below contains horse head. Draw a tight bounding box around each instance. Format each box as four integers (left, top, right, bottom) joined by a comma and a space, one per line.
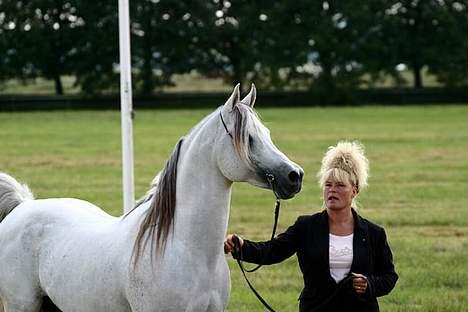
216, 84, 303, 199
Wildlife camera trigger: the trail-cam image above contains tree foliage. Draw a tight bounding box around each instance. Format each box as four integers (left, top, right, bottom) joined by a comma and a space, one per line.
130, 0, 213, 94
375, 0, 468, 88
1, 0, 89, 94
0, 0, 467, 94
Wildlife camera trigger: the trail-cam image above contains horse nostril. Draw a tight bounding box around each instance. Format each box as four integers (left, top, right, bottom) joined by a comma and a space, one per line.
288, 170, 300, 184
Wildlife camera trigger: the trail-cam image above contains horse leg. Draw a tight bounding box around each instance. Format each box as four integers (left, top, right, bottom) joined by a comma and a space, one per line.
40, 297, 61, 312
1, 298, 42, 312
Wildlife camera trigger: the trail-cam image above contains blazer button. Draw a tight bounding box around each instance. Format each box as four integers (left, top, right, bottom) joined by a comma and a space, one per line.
362, 238, 366, 242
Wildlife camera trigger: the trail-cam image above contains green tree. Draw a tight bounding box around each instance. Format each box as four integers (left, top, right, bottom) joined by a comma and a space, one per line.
256, 1, 387, 96
129, 0, 213, 95
378, 0, 468, 88
0, 1, 40, 84
71, 2, 119, 94
428, 1, 468, 87
194, 0, 276, 88
0, 3, 17, 83
1, 0, 88, 94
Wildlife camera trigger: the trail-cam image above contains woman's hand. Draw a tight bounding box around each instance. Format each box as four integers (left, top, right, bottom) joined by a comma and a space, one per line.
351, 272, 368, 294
224, 234, 243, 254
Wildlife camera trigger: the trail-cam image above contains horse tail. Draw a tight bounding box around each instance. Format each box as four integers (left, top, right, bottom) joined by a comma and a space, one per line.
0, 172, 34, 222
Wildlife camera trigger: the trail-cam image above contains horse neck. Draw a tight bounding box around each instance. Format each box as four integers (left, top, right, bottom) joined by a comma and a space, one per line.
173, 116, 232, 258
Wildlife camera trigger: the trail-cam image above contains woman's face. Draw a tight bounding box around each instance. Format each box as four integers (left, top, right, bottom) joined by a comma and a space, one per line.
323, 176, 357, 211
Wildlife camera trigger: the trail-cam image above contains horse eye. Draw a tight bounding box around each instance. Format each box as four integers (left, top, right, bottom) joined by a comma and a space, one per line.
248, 135, 254, 147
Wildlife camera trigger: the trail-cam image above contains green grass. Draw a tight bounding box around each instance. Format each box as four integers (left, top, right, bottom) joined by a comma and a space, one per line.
0, 105, 467, 311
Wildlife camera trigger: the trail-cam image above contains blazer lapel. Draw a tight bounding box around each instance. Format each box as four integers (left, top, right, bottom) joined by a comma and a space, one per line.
316, 210, 336, 283
351, 208, 370, 273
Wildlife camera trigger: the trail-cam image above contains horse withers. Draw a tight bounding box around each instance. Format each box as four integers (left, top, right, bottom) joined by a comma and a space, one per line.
0, 84, 303, 312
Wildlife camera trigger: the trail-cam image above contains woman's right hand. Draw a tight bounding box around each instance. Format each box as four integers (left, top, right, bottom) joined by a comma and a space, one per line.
224, 234, 244, 254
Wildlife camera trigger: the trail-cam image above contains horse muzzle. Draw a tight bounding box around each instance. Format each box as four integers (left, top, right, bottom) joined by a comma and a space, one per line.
267, 165, 304, 200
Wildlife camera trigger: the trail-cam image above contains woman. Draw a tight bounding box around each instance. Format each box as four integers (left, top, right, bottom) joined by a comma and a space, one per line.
224, 141, 398, 311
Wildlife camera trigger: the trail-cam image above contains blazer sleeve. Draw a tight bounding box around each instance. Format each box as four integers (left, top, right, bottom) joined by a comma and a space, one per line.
233, 216, 305, 265
367, 228, 399, 298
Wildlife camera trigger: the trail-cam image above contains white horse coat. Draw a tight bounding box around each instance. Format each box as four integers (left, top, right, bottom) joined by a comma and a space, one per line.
0, 85, 303, 312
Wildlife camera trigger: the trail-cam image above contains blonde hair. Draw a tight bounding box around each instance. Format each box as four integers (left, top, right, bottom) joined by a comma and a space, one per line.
318, 141, 369, 194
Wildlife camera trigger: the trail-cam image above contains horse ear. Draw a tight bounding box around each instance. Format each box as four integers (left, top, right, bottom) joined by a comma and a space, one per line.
240, 83, 256, 108
224, 83, 240, 110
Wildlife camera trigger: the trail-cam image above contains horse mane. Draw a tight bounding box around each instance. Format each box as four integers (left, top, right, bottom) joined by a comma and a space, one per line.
132, 104, 256, 265
133, 174, 160, 209
132, 138, 183, 265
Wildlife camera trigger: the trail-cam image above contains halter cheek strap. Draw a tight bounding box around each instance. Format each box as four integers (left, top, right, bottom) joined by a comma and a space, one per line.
219, 111, 280, 201
219, 109, 281, 311
219, 111, 233, 139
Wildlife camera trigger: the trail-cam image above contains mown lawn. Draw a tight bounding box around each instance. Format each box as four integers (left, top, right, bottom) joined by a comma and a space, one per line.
0, 105, 467, 311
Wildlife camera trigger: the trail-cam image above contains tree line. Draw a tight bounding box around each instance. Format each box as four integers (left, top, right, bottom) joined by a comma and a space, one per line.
1, 0, 467, 95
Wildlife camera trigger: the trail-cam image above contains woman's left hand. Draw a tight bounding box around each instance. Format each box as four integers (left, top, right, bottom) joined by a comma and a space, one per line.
351, 272, 368, 294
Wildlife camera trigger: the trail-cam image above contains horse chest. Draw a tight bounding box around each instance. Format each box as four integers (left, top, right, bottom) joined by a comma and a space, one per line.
126, 252, 230, 311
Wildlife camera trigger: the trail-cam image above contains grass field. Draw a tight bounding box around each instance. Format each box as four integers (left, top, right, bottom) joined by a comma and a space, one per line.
0, 105, 467, 311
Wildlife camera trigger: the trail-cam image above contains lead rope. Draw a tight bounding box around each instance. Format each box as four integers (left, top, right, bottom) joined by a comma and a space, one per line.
232, 200, 280, 312
219, 111, 279, 311
234, 225, 353, 312
232, 174, 280, 312
239, 198, 280, 273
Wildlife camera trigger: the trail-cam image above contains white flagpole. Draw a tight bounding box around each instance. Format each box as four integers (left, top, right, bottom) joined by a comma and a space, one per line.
118, 0, 135, 213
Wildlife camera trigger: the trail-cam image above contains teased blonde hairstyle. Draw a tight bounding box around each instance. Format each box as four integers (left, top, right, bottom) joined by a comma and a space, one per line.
318, 141, 369, 193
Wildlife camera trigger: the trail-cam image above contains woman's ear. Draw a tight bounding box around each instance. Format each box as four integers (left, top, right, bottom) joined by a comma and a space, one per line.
353, 186, 359, 197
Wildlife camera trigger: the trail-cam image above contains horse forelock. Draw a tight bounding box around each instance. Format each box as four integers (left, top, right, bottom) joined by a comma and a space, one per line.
232, 104, 259, 169
132, 138, 183, 266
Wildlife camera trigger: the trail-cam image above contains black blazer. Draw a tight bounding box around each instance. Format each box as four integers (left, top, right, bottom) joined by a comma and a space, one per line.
235, 209, 398, 312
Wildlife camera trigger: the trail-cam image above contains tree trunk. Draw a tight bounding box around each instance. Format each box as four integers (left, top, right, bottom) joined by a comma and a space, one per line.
233, 65, 242, 87
229, 40, 243, 87
318, 60, 336, 93
231, 55, 242, 87
51, 1, 65, 95
54, 74, 64, 95
412, 3, 423, 89
412, 63, 423, 89
142, 46, 153, 95
141, 2, 154, 95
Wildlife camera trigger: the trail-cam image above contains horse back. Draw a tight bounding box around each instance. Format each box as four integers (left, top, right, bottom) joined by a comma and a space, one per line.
0, 198, 131, 312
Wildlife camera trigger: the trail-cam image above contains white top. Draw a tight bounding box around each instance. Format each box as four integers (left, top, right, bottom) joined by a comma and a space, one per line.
329, 233, 354, 283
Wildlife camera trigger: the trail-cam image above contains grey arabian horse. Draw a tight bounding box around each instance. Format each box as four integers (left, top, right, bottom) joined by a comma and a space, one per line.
0, 84, 303, 312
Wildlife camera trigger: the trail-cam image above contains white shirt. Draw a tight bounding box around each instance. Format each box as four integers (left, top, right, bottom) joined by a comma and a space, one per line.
329, 233, 354, 283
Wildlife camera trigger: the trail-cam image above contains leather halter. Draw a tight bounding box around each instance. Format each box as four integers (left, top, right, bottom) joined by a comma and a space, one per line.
219, 111, 233, 139
220, 110, 281, 312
